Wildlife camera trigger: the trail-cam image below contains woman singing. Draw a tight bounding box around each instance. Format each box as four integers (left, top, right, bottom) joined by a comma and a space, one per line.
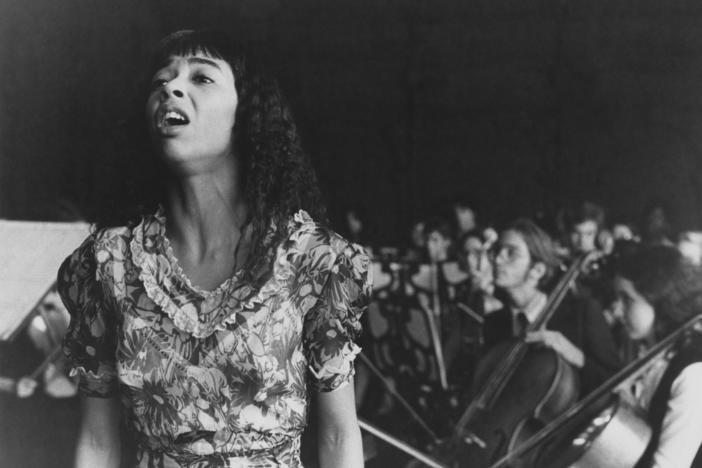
58, 29, 370, 468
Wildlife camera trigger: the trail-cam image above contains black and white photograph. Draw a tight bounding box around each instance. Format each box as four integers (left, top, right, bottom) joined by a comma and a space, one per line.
1, 1, 702, 467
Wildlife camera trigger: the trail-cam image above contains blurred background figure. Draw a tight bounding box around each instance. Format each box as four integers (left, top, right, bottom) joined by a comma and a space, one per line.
457, 227, 502, 316
677, 230, 702, 266
403, 220, 427, 263
338, 203, 375, 252
424, 217, 454, 264
26, 291, 77, 398
612, 219, 640, 243
564, 201, 606, 256
452, 199, 477, 240
640, 200, 675, 246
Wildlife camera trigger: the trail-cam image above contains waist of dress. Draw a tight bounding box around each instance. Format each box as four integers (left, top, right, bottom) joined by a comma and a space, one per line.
137, 435, 302, 468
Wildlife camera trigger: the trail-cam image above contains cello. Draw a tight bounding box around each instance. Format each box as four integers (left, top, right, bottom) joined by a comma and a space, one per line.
433, 251, 599, 467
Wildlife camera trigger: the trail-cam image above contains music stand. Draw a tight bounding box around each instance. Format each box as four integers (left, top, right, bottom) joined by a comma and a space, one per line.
0, 220, 90, 342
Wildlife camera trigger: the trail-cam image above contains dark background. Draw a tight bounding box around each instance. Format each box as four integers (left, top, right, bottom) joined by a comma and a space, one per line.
2, 0, 702, 244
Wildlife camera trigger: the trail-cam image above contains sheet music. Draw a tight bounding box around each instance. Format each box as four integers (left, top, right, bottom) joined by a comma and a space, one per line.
0, 220, 90, 341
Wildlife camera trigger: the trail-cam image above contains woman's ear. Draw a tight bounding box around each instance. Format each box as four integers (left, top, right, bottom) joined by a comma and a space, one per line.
528, 261, 547, 284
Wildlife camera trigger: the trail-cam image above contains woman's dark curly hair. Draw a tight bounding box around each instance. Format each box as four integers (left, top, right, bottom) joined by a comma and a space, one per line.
615, 244, 702, 337
96, 29, 326, 284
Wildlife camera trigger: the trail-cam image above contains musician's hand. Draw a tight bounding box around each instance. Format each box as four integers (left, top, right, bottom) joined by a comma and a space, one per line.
16, 377, 37, 398
525, 330, 585, 368
470, 270, 494, 295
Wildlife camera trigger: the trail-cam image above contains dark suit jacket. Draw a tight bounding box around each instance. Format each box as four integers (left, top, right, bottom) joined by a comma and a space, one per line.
482, 292, 622, 395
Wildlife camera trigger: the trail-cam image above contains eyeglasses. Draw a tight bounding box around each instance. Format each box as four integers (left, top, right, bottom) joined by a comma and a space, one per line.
492, 244, 527, 263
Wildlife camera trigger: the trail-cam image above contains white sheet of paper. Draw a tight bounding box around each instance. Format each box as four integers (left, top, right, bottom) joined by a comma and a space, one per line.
0, 220, 90, 341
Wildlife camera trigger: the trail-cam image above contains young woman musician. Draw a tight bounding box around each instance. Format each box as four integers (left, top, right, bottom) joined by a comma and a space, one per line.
484, 218, 621, 395
612, 244, 702, 467
58, 29, 370, 467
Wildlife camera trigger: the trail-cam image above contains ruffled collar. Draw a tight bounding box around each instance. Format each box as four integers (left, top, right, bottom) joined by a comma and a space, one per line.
129, 208, 317, 338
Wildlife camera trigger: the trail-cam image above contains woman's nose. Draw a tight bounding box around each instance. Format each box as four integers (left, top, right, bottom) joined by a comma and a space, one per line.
161, 81, 184, 100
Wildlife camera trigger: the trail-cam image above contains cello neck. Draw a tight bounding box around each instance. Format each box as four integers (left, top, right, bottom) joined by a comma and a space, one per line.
530, 251, 599, 330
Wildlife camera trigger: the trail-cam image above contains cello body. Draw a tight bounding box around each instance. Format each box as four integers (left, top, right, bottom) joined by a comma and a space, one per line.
448, 339, 580, 468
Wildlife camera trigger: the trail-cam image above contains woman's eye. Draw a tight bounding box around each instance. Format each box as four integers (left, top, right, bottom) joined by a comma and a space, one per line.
150, 78, 167, 90
193, 74, 214, 84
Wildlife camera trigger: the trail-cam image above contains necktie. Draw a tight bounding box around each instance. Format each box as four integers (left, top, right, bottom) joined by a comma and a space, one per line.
515, 311, 529, 336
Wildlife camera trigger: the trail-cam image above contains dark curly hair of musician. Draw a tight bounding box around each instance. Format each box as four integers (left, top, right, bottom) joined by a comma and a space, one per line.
93, 29, 327, 284
615, 244, 702, 336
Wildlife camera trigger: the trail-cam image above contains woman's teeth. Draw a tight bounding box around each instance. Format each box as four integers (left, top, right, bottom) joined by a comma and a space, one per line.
163, 111, 188, 126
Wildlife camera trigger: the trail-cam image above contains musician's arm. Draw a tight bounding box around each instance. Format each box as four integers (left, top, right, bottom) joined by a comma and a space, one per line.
579, 298, 622, 388
74, 395, 121, 468
652, 362, 702, 468
525, 329, 584, 367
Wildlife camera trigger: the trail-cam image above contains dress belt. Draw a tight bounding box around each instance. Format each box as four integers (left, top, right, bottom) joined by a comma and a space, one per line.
137, 435, 301, 467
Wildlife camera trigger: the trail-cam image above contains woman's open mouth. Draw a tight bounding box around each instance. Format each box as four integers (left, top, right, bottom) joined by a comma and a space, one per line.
156, 107, 190, 131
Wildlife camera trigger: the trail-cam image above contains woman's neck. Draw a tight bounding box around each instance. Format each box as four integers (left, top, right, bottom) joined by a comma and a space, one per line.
164, 162, 247, 260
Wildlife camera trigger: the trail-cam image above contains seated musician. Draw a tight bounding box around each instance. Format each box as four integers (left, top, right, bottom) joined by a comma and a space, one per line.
561, 201, 616, 306
457, 227, 502, 316
564, 201, 606, 256
424, 217, 454, 263
484, 218, 621, 395
612, 244, 702, 467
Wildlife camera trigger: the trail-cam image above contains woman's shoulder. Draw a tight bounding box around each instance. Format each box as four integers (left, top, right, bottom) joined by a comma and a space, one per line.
286, 210, 367, 258
283, 210, 371, 280
93, 224, 133, 245
61, 224, 134, 274
80, 225, 134, 257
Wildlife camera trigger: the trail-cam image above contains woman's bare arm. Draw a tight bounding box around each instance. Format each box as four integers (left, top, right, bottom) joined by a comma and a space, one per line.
74, 396, 122, 468
316, 380, 364, 468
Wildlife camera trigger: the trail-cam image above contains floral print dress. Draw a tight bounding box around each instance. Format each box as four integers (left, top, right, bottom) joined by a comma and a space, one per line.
58, 210, 371, 467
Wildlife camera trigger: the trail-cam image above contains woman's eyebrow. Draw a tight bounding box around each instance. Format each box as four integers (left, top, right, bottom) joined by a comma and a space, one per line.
187, 57, 222, 70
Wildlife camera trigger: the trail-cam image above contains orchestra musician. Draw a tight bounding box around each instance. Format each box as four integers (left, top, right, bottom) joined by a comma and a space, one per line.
563, 201, 606, 257
562, 202, 618, 310
611, 244, 702, 467
424, 217, 455, 264
457, 227, 502, 318
483, 218, 621, 395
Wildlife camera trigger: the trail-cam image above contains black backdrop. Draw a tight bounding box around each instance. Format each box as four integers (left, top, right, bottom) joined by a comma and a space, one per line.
3, 0, 702, 244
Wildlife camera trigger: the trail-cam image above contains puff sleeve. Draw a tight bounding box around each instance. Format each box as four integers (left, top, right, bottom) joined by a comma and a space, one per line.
57, 235, 118, 397
304, 241, 372, 392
